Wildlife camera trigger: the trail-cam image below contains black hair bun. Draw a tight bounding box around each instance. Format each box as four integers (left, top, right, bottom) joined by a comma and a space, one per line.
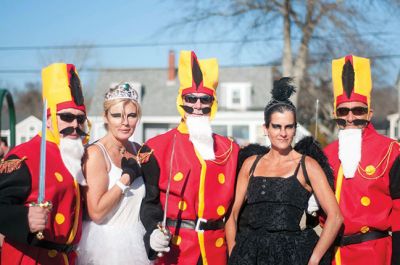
271, 77, 296, 101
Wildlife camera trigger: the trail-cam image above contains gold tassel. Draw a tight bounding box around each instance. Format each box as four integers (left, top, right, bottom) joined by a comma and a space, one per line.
0, 156, 27, 173
135, 147, 153, 165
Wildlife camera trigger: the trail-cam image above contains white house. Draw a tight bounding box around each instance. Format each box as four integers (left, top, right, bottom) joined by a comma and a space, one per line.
386, 73, 400, 140
1, 52, 311, 147
87, 51, 310, 146
387, 113, 400, 140
0, 115, 42, 146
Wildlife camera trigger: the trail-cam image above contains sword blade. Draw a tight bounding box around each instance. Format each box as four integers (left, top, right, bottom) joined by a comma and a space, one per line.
162, 134, 176, 228
38, 100, 47, 203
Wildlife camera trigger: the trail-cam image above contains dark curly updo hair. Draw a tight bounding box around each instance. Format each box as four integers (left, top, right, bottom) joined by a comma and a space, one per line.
264, 77, 297, 127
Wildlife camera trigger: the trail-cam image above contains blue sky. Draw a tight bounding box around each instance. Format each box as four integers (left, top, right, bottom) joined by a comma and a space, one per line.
0, 0, 271, 90
0, 0, 399, 91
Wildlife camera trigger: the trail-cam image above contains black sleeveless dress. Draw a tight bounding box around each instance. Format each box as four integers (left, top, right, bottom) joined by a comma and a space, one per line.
229, 155, 330, 265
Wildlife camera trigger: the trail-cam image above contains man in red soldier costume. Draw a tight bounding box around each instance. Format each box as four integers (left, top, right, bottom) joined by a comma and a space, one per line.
139, 50, 239, 265
0, 63, 89, 265
324, 55, 400, 265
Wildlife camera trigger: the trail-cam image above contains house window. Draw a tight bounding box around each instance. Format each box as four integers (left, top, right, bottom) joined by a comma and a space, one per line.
232, 88, 241, 104
256, 125, 266, 145
232, 125, 249, 146
219, 82, 252, 110
212, 125, 228, 136
144, 123, 177, 141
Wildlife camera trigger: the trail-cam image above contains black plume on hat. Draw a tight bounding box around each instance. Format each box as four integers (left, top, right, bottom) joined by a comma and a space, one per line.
271, 77, 296, 102
69, 67, 84, 106
342, 60, 355, 99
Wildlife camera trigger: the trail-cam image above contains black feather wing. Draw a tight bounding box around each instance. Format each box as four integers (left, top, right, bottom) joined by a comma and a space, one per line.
237, 144, 269, 174
294, 136, 334, 189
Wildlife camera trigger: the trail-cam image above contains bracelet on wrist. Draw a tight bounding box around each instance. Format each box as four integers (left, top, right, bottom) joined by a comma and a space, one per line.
116, 180, 129, 194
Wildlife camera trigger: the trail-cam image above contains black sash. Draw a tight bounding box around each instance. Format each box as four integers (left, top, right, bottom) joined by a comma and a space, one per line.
336, 230, 390, 246
35, 240, 76, 253
166, 218, 224, 231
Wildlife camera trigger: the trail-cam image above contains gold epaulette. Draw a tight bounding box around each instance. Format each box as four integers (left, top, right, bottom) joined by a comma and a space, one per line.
135, 146, 153, 165
357, 141, 398, 180
0, 156, 27, 173
211, 138, 234, 165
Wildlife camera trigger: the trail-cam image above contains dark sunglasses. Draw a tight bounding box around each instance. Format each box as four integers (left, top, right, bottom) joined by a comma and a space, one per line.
57, 113, 86, 124
183, 95, 214, 104
334, 118, 369, 127
336, 107, 368, 116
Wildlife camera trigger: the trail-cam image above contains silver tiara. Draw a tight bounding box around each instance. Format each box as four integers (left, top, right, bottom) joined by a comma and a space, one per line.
105, 82, 139, 101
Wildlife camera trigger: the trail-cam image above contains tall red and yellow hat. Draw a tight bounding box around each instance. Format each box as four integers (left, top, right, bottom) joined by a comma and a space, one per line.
42, 63, 87, 144
332, 55, 372, 114
176, 51, 219, 119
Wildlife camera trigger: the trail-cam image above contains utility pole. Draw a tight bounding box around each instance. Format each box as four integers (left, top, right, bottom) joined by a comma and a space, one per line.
315, 99, 319, 139
397, 76, 400, 139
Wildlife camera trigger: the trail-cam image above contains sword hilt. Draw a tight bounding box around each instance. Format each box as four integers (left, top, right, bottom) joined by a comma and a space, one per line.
156, 223, 171, 258
29, 201, 52, 240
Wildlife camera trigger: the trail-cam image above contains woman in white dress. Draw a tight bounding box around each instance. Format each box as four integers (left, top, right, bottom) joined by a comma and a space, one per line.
77, 82, 152, 265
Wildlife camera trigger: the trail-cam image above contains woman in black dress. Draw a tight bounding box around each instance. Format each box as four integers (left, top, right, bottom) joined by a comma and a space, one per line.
226, 78, 343, 265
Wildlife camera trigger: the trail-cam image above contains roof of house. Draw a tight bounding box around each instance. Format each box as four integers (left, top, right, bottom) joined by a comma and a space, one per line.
88, 65, 273, 117
16, 115, 41, 129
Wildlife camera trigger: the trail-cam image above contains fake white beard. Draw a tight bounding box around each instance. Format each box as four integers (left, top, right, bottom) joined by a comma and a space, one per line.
59, 138, 86, 185
186, 116, 215, 160
338, 129, 362, 179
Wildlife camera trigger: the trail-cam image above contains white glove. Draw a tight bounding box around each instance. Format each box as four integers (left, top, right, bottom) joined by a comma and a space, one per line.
150, 228, 171, 253
307, 193, 320, 216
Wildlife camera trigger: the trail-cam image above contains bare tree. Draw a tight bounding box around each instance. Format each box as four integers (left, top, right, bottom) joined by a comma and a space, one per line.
14, 82, 42, 121
371, 86, 398, 126
0, 82, 42, 130
36, 42, 96, 73
167, 0, 398, 101
37, 45, 99, 110
165, 0, 400, 138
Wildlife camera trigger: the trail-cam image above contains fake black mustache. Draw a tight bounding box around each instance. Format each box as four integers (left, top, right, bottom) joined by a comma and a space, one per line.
334, 118, 369, 127
180, 105, 211, 114
59, 127, 88, 137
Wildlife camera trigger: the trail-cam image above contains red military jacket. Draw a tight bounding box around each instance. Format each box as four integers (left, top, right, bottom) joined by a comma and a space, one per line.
324, 124, 400, 265
0, 134, 82, 265
140, 122, 239, 265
